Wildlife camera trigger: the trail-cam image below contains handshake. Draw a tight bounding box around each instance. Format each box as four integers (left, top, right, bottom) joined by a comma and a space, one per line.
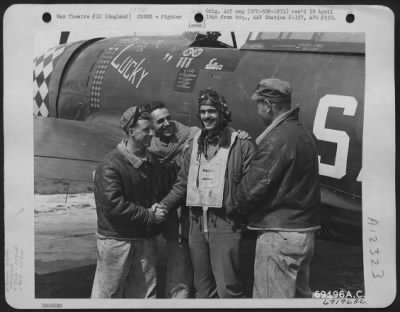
150, 203, 168, 223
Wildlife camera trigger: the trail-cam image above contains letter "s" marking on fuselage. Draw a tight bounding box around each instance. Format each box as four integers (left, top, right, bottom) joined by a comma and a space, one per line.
313, 94, 358, 179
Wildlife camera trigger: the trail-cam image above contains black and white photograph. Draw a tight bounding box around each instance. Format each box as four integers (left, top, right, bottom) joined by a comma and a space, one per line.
4, 4, 396, 309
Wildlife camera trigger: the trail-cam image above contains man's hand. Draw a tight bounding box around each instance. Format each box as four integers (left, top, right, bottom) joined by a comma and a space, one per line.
228, 209, 248, 231
150, 203, 158, 213
151, 202, 167, 212
237, 130, 252, 140
150, 203, 168, 223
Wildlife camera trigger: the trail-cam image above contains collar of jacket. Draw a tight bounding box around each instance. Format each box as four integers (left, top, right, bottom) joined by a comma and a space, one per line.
117, 140, 155, 168
256, 107, 299, 145
201, 126, 234, 149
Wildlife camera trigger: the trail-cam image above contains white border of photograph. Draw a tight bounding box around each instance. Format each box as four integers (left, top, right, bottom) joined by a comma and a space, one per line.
4, 4, 396, 309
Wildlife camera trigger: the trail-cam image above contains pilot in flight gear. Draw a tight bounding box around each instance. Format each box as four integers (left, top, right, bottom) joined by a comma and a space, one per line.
158, 88, 256, 298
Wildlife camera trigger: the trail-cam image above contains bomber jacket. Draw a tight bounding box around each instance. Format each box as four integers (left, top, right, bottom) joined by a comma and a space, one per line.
94, 143, 162, 239
161, 126, 256, 225
234, 107, 321, 231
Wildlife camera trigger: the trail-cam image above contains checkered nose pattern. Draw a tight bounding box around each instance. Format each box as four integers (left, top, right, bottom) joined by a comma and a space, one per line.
33, 45, 65, 117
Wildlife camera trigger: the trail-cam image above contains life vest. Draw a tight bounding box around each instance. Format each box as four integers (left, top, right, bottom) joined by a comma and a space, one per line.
186, 131, 238, 208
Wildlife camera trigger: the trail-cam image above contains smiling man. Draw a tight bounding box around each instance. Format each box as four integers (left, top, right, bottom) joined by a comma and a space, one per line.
154, 88, 256, 298
91, 106, 167, 298
148, 101, 199, 298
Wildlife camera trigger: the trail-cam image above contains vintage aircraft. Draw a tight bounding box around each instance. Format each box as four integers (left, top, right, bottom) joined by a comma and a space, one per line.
34, 31, 364, 243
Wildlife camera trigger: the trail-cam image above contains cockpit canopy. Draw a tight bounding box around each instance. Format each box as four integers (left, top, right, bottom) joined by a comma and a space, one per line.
188, 31, 365, 54
242, 32, 365, 54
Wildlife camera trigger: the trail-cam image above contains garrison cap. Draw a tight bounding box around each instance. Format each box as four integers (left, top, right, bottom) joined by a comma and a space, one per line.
120, 105, 150, 132
251, 78, 291, 103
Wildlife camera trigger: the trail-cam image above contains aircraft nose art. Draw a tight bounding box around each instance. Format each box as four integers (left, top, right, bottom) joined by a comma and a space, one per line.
87, 38, 148, 115
35, 35, 192, 122
84, 36, 192, 117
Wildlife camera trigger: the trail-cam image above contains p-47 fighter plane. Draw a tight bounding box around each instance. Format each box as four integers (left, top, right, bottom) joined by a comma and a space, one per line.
34, 31, 364, 243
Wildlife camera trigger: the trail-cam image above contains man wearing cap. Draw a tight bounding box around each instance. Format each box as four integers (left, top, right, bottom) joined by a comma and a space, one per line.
153, 88, 255, 298
233, 78, 321, 298
91, 105, 167, 298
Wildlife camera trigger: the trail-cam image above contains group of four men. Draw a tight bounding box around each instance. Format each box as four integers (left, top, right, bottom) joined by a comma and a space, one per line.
90, 78, 321, 299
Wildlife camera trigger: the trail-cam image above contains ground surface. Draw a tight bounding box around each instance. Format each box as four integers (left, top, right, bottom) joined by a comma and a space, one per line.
34, 192, 364, 298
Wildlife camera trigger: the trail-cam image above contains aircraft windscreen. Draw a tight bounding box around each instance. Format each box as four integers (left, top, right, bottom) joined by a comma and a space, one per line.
243, 32, 365, 53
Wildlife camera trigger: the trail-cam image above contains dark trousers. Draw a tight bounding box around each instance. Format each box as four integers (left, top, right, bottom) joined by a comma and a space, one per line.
188, 216, 243, 298
161, 207, 193, 298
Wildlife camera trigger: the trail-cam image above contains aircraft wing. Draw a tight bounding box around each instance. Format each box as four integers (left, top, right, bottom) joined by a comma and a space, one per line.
34, 116, 124, 182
